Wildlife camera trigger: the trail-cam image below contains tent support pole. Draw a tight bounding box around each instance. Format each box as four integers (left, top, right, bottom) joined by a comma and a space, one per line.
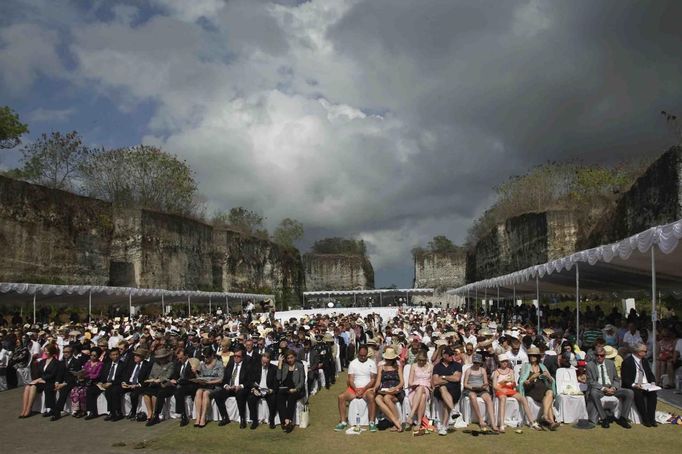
497, 286, 500, 313
576, 263, 580, 341
475, 288, 478, 316
88, 290, 92, 324
513, 285, 516, 307
467, 288, 470, 313
536, 276, 540, 335
380, 292, 383, 307
354, 293, 357, 307
209, 296, 212, 315
33, 293, 36, 325
161, 294, 165, 316
484, 287, 487, 315
187, 295, 191, 317
129, 292, 132, 318
651, 245, 652, 378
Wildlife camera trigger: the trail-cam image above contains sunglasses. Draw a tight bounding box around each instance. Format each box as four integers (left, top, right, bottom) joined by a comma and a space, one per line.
595, 354, 605, 357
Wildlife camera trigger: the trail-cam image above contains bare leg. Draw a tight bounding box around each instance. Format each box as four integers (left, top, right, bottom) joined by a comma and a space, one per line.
482, 393, 497, 430
514, 393, 534, 425
469, 391, 485, 427
542, 391, 555, 424
416, 392, 426, 424
498, 395, 507, 429
200, 391, 209, 425
438, 389, 455, 424
143, 395, 153, 419
337, 391, 353, 423
365, 391, 376, 422
193, 391, 202, 425
407, 387, 423, 424
384, 396, 402, 428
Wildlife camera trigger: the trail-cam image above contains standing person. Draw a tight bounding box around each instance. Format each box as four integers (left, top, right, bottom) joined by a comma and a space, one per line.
585, 346, 633, 429
297, 339, 320, 393
656, 328, 676, 388
276, 350, 305, 433
462, 353, 498, 432
335, 345, 377, 432
432, 347, 462, 436
621, 343, 658, 427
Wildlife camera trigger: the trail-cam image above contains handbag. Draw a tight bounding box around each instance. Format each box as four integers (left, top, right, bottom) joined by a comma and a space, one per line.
299, 404, 310, 429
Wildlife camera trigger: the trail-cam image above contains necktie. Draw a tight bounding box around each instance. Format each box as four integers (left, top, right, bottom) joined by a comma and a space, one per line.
635, 361, 643, 384
132, 364, 140, 384
108, 363, 117, 382
180, 362, 186, 378
231, 365, 238, 386
600, 364, 606, 386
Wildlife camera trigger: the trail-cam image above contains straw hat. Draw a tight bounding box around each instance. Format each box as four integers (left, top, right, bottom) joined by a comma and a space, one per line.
382, 347, 399, 360
526, 347, 541, 357
497, 353, 509, 362
603, 345, 617, 359
435, 339, 448, 347
322, 333, 334, 343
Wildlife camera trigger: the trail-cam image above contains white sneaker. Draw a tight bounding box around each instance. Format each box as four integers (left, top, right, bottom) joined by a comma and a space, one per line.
438, 425, 448, 436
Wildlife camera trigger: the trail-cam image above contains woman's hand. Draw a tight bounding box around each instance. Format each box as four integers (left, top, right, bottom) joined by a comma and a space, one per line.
288, 388, 296, 394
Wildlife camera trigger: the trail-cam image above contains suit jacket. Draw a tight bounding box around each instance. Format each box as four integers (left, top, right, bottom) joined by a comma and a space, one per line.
58, 356, 83, 386
172, 359, 196, 385
246, 363, 278, 391
98, 359, 126, 385
221, 359, 249, 388
34, 357, 61, 383
276, 361, 305, 394
621, 355, 655, 389
297, 348, 320, 368
242, 350, 261, 369
586, 359, 621, 391
122, 360, 152, 385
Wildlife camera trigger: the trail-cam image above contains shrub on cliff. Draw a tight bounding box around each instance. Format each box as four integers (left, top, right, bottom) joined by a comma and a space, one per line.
0, 106, 28, 149
311, 237, 367, 255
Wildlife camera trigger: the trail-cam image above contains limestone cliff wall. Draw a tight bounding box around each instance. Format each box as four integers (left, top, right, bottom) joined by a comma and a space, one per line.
413, 251, 466, 289
469, 210, 579, 282
303, 253, 374, 291
0, 176, 304, 302
582, 146, 682, 248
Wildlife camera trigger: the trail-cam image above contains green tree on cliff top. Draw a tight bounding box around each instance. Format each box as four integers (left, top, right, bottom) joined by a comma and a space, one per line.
273, 218, 304, 248
15, 130, 92, 190
214, 207, 267, 236
0, 106, 28, 149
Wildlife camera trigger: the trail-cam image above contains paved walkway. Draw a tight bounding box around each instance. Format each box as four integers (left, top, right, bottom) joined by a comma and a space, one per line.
659, 387, 682, 411
0, 388, 172, 454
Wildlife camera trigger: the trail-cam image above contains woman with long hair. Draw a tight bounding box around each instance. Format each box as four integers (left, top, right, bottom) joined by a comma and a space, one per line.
405, 350, 432, 434
374, 347, 404, 432
519, 347, 559, 430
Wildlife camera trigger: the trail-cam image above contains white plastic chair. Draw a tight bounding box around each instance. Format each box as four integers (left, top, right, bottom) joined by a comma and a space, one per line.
459, 364, 491, 425
554, 367, 588, 423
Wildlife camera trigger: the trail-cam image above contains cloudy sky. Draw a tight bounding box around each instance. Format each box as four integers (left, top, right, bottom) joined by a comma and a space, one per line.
2, 0, 682, 288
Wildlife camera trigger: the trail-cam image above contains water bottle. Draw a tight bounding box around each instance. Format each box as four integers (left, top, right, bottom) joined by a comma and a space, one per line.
355, 413, 361, 431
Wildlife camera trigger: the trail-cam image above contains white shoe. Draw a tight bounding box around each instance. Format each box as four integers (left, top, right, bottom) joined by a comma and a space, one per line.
438, 426, 448, 436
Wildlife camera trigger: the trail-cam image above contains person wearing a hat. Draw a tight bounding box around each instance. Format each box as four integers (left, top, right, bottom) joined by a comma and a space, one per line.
120, 348, 152, 420
492, 353, 541, 432
518, 347, 559, 430
462, 353, 498, 432
141, 347, 175, 426
374, 347, 404, 432
318, 333, 337, 389
585, 346, 633, 429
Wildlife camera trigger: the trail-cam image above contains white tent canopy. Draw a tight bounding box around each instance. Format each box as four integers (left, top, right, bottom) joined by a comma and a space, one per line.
303, 288, 434, 297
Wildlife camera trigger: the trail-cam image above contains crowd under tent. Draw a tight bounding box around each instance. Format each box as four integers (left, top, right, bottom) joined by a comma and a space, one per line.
447, 218, 682, 375
0, 283, 274, 323
303, 288, 434, 307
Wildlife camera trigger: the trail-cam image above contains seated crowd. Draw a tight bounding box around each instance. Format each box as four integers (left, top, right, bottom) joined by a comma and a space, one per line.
1, 302, 680, 436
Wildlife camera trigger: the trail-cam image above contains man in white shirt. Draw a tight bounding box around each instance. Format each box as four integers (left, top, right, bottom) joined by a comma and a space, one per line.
335, 345, 377, 432
622, 323, 642, 349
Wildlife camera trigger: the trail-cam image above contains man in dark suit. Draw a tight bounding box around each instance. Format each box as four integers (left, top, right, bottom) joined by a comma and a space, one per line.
120, 348, 153, 419
586, 346, 633, 428
171, 348, 196, 426
298, 339, 320, 393
210, 349, 249, 428
51, 345, 82, 420
246, 352, 278, 429
243, 338, 261, 368
621, 343, 658, 427
85, 349, 126, 420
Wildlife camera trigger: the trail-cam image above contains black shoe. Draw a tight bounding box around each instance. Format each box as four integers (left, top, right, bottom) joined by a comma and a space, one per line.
600, 419, 610, 429
126, 411, 136, 420
250, 421, 258, 430
84, 413, 98, 420
42, 412, 52, 417
104, 414, 113, 421
616, 417, 631, 429
650, 422, 658, 427
180, 415, 189, 427
50, 414, 61, 421
269, 421, 276, 429
240, 420, 247, 429
111, 412, 124, 422
145, 416, 160, 427
218, 417, 230, 426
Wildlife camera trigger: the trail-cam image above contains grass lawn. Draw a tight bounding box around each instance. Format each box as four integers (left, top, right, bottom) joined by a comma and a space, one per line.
142, 373, 682, 454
